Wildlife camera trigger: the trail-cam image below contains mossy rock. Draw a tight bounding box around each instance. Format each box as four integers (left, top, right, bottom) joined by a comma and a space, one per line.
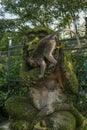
8, 111, 76, 130
5, 96, 85, 130
33, 111, 76, 130
8, 112, 86, 130
10, 120, 29, 130
5, 96, 38, 123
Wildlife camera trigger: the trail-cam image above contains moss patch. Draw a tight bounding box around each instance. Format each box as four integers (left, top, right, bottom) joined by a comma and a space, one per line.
63, 51, 78, 94
34, 111, 76, 130
51, 111, 76, 130
5, 96, 38, 122
10, 120, 29, 130
20, 68, 40, 88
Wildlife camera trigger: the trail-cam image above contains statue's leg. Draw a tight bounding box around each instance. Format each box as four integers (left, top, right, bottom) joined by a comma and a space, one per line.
55, 103, 84, 127
30, 103, 84, 130
30, 106, 54, 130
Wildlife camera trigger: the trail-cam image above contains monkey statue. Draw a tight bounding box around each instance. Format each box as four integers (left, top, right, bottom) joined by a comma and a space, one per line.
29, 48, 83, 130
29, 29, 80, 78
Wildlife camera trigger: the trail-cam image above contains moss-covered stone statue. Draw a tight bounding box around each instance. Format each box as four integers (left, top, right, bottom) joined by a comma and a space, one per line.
5, 28, 87, 130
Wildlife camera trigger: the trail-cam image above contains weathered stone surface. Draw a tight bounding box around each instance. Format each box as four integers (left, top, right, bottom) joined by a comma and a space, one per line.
36, 111, 76, 130
5, 28, 87, 130
5, 96, 38, 122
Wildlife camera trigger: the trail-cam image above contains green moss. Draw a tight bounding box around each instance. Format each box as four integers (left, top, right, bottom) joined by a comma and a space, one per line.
35, 111, 76, 130
20, 68, 40, 88
10, 120, 29, 130
20, 64, 53, 88
63, 51, 78, 94
69, 105, 84, 127
54, 111, 76, 130
5, 96, 38, 122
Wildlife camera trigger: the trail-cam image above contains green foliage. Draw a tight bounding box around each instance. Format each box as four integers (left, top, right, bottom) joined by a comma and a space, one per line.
0, 19, 17, 44
7, 48, 25, 96
0, 31, 25, 51
2, 0, 87, 28
0, 55, 8, 107
0, 91, 8, 107
0, 32, 10, 51
0, 47, 24, 107
0, 68, 7, 87
72, 51, 87, 86
72, 50, 87, 117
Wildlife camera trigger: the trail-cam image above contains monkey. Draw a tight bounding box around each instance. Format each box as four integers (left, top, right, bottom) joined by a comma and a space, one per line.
29, 29, 81, 79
